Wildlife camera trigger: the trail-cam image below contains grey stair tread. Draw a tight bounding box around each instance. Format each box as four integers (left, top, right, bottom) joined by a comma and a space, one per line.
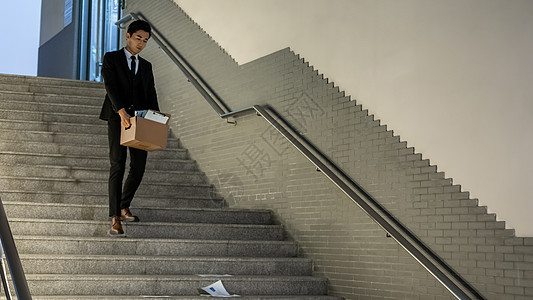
0, 119, 107, 134
0, 107, 99, 120
14, 235, 298, 257
0, 152, 195, 171
19, 254, 312, 276
0, 98, 101, 112
0, 164, 206, 184
0, 127, 109, 143
0, 82, 106, 97
0, 132, 181, 150
0, 148, 187, 159
0, 82, 104, 92
0, 87, 103, 97
0, 127, 179, 145
24, 274, 328, 296
8, 218, 284, 240
0, 190, 222, 208
4, 201, 272, 224
0, 140, 187, 159
0, 94, 101, 105
8, 218, 280, 229
0, 149, 184, 159
32, 296, 343, 300
0, 162, 199, 173
24, 273, 330, 281
3, 201, 267, 213
0, 176, 213, 198
21, 254, 304, 261
0, 90, 103, 105
0, 107, 106, 124
0, 73, 104, 88
0, 174, 211, 188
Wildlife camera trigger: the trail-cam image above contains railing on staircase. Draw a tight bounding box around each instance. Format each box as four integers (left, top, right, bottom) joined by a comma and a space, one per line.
117, 13, 486, 300
0, 197, 32, 300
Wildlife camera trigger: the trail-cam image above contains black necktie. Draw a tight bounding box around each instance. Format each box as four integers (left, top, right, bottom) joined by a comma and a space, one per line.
130, 56, 136, 78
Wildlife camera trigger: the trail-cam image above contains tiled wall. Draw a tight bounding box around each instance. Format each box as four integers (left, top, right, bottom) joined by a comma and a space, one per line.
126, 1, 533, 299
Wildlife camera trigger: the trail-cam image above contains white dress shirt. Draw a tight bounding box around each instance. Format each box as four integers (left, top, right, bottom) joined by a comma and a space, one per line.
124, 48, 139, 75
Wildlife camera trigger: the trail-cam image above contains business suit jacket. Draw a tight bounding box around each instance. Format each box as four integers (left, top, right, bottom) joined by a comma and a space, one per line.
99, 49, 159, 120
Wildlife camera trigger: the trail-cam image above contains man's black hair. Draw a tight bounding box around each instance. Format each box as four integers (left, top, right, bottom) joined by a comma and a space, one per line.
127, 20, 152, 38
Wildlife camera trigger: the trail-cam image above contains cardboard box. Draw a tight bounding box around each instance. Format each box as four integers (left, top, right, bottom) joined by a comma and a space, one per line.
120, 114, 170, 151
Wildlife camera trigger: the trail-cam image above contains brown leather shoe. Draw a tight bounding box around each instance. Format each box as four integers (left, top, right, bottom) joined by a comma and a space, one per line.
108, 216, 125, 236
120, 208, 140, 222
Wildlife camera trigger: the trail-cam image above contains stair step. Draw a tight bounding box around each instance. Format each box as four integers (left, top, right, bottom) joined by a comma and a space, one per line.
4, 202, 272, 224
0, 140, 188, 160
32, 296, 342, 300
0, 119, 107, 135
0, 128, 180, 148
0, 152, 195, 171
0, 191, 223, 208
24, 274, 328, 296
0, 82, 106, 97
0, 176, 213, 198
0, 90, 102, 106
0, 98, 101, 115
14, 236, 298, 257
20, 254, 312, 276
0, 108, 104, 124
0, 74, 104, 89
0, 164, 206, 184
0, 128, 109, 144
8, 218, 284, 240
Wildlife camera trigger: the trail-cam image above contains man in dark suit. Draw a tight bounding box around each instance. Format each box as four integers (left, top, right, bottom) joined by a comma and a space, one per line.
99, 20, 159, 236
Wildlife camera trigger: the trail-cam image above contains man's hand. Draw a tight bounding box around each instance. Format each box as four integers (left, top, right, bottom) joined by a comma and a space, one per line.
117, 108, 132, 128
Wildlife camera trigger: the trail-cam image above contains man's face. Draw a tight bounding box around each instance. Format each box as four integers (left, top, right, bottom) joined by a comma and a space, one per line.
125, 30, 150, 55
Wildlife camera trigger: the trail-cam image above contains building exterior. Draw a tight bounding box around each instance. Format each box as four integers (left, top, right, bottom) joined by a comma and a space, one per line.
38, 0, 121, 81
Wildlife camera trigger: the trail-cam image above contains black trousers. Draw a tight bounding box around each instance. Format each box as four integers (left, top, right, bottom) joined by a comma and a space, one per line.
107, 116, 147, 217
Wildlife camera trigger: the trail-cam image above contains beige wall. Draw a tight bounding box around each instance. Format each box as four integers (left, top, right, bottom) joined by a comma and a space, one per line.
39, 0, 67, 46
175, 0, 533, 236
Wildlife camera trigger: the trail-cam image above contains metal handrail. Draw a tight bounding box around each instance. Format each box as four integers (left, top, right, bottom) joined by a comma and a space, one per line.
117, 12, 485, 300
0, 197, 32, 300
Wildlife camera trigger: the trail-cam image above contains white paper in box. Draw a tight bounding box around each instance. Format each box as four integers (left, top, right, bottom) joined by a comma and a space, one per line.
144, 110, 169, 124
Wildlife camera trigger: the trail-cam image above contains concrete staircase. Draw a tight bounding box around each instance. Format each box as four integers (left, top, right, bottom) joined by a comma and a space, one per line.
0, 74, 341, 299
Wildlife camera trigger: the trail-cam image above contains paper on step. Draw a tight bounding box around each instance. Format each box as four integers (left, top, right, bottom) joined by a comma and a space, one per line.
201, 280, 240, 297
